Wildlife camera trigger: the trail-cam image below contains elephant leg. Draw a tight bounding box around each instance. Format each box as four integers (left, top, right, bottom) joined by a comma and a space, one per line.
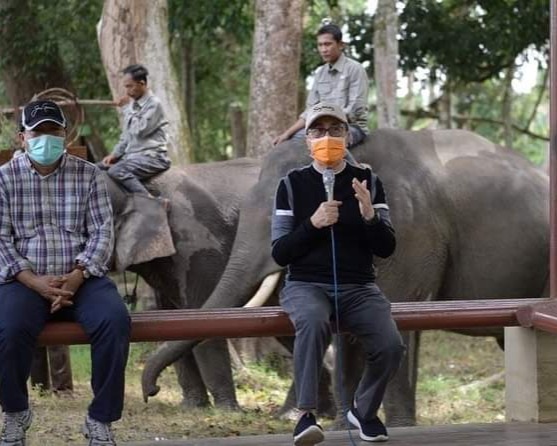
276, 335, 336, 418
48, 345, 73, 392
383, 331, 419, 426
173, 353, 211, 408
194, 339, 240, 410
30, 346, 50, 392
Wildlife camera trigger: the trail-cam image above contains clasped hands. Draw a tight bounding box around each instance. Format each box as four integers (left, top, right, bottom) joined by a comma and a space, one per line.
32, 270, 84, 314
310, 178, 375, 229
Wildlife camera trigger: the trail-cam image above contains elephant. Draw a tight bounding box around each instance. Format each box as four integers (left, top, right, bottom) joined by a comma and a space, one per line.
140, 128, 549, 425
105, 157, 261, 409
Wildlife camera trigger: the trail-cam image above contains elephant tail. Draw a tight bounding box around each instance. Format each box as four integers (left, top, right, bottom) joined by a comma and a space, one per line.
141, 339, 200, 402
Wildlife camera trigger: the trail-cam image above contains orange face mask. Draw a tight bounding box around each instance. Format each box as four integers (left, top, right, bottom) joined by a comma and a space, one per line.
310, 136, 346, 166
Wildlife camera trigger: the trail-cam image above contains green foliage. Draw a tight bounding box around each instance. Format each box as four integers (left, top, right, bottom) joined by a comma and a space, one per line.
168, 0, 254, 161
0, 0, 116, 151
348, 1, 549, 84
0, 0, 550, 163
0, 112, 17, 151
460, 75, 548, 164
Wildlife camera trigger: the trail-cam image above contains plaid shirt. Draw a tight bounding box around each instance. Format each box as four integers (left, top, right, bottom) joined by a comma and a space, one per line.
0, 153, 114, 283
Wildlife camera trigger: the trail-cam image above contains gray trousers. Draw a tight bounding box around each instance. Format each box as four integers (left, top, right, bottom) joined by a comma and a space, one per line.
280, 281, 404, 420
98, 152, 170, 194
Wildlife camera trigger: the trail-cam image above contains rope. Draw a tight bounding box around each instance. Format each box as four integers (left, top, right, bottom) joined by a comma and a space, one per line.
329, 226, 358, 445
123, 271, 139, 311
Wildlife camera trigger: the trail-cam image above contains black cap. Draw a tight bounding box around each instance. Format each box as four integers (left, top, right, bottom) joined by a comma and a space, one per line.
21, 100, 67, 131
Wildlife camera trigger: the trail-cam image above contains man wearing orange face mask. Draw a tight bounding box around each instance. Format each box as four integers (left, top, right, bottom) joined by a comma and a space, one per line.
271, 103, 404, 445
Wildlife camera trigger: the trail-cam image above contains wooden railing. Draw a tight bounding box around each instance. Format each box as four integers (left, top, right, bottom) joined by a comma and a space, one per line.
38, 298, 550, 346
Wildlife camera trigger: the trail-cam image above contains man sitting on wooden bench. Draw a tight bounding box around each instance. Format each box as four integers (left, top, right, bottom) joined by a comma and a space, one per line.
272, 103, 405, 444
0, 100, 130, 446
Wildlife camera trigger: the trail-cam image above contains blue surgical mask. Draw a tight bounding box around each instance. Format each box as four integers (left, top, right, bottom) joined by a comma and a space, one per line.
26, 135, 65, 166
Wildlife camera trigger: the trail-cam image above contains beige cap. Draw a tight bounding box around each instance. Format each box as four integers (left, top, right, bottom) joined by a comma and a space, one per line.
305, 102, 348, 131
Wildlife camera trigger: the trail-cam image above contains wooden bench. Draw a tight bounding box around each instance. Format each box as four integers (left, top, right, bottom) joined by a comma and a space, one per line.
38, 298, 550, 346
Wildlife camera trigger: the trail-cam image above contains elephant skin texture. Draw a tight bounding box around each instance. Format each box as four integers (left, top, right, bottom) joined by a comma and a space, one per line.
140, 130, 549, 425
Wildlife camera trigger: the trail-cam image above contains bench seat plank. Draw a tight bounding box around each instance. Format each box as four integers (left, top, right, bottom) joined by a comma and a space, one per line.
37, 298, 549, 346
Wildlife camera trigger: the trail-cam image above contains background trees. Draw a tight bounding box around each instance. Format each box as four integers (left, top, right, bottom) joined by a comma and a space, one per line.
0, 0, 550, 164
98, 0, 192, 165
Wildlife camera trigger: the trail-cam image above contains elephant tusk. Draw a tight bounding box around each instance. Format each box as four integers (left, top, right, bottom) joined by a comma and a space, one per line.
243, 271, 281, 308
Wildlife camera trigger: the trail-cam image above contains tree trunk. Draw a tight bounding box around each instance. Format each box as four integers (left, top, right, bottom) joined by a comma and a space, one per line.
246, 0, 304, 157
439, 81, 452, 129
502, 65, 515, 149
404, 70, 416, 129
97, 0, 191, 165
229, 103, 247, 158
374, 0, 399, 128
180, 37, 196, 140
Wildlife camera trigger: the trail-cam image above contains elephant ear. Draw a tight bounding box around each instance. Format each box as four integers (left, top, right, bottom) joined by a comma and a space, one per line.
113, 194, 176, 271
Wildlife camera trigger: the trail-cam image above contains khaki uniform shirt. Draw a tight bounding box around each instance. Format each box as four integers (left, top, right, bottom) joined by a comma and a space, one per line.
301, 53, 369, 134
112, 91, 169, 159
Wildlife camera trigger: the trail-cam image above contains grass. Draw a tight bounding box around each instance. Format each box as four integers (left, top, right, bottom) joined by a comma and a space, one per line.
19, 330, 505, 445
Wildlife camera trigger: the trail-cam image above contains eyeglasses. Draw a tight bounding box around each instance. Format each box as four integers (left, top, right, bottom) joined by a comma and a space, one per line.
307, 125, 347, 138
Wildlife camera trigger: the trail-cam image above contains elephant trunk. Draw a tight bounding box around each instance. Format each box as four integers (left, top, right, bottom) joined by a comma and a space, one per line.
141, 205, 280, 402
141, 339, 200, 401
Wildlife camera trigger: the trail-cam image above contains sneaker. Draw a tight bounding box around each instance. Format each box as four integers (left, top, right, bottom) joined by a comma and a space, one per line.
347, 407, 388, 442
82, 415, 116, 446
293, 412, 324, 445
0, 409, 33, 446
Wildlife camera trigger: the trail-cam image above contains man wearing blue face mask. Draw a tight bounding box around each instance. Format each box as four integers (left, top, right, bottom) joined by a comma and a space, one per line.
0, 100, 131, 446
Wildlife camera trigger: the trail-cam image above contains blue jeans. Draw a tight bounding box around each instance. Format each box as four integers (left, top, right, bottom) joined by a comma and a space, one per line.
0, 277, 130, 422
280, 281, 404, 419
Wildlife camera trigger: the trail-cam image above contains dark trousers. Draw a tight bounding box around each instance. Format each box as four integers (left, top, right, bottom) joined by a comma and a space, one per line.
280, 281, 405, 420
0, 277, 130, 422
98, 153, 170, 194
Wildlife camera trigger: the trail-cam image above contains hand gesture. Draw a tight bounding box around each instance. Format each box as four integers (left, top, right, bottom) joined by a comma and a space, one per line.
101, 154, 118, 167
51, 270, 84, 313
273, 132, 290, 146
116, 96, 131, 107
310, 201, 342, 228
29, 275, 74, 313
352, 178, 374, 221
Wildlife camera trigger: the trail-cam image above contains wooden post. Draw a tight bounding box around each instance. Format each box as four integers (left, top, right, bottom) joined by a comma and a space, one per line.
505, 327, 557, 422
550, 0, 557, 298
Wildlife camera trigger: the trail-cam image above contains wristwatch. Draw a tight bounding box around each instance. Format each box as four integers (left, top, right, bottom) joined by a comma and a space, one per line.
75, 263, 91, 279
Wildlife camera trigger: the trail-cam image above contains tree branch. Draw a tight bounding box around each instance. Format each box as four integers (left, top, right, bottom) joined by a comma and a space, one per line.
400, 108, 549, 142
524, 64, 549, 131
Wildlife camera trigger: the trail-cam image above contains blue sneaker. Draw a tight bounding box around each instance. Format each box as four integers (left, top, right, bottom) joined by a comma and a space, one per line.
347, 407, 388, 442
293, 412, 324, 445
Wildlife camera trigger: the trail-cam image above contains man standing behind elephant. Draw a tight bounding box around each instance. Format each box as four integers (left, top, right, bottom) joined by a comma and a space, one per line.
100, 64, 171, 202
271, 103, 404, 444
0, 100, 130, 446
273, 22, 369, 148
